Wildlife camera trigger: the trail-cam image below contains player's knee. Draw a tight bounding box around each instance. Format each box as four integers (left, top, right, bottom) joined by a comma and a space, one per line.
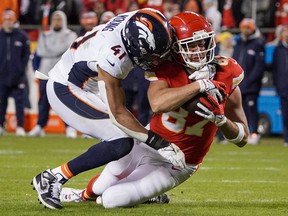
109, 137, 134, 159
102, 188, 133, 208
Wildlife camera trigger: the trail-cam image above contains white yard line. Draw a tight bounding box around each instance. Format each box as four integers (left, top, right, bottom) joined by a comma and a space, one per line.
200, 166, 281, 171
0, 150, 24, 154
187, 179, 288, 184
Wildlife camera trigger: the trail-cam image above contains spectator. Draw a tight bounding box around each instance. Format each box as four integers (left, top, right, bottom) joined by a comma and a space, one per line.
102, 0, 129, 15
93, 1, 106, 21
99, 11, 115, 24
0, 9, 30, 136
78, 11, 98, 36
0, 0, 18, 26
218, 0, 236, 29
265, 25, 283, 68
202, 0, 222, 35
82, 0, 98, 12
184, 0, 202, 14
218, 0, 244, 28
128, 1, 139, 12
272, 24, 288, 147
275, 0, 288, 26
28, 10, 78, 138
138, 0, 165, 14
241, 0, 274, 28
164, 1, 181, 20
215, 31, 234, 57
233, 18, 265, 145
215, 31, 234, 144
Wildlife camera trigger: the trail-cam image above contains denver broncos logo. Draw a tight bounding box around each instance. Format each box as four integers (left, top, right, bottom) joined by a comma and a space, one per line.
136, 16, 153, 31
135, 16, 156, 52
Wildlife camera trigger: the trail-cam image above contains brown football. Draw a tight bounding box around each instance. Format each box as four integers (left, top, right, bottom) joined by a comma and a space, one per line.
181, 93, 208, 113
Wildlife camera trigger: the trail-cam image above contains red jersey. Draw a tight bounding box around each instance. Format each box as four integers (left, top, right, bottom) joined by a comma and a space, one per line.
146, 56, 244, 164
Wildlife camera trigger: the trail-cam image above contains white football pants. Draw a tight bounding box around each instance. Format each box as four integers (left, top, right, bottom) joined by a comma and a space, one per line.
92, 141, 199, 208
46, 79, 128, 141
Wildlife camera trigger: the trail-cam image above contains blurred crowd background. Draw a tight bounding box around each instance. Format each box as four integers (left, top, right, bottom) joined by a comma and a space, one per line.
0, 0, 287, 146
1, 0, 286, 37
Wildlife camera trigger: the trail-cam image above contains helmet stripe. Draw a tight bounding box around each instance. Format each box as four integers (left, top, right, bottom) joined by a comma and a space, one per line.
137, 9, 172, 39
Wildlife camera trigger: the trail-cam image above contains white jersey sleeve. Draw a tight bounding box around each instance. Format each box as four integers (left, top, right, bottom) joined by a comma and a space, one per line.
48, 11, 136, 87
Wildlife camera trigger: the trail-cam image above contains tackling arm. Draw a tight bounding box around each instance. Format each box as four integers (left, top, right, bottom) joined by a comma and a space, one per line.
98, 66, 186, 168
97, 66, 148, 142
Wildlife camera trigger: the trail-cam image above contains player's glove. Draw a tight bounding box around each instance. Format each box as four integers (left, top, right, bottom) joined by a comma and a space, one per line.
188, 65, 216, 80
195, 95, 227, 127
158, 143, 186, 169
196, 79, 227, 103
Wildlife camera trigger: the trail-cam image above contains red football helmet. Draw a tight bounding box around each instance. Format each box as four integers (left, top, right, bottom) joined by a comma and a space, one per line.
169, 11, 216, 70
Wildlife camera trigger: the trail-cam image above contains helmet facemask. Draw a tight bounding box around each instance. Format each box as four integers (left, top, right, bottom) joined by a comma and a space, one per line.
173, 30, 216, 70
133, 48, 170, 71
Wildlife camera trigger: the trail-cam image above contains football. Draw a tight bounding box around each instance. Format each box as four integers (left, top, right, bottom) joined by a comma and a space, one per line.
181, 93, 208, 113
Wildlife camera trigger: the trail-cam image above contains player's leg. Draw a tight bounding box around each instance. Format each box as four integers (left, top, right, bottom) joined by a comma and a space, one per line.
100, 162, 199, 208
60, 145, 137, 202
60, 174, 100, 202
60, 142, 152, 203
36, 80, 50, 128
243, 94, 261, 144
280, 96, 288, 145
65, 144, 167, 204
11, 83, 26, 133
97, 143, 199, 208
45, 79, 134, 180
32, 80, 134, 209
46, 79, 128, 140
0, 84, 10, 134
28, 80, 49, 136
32, 137, 134, 209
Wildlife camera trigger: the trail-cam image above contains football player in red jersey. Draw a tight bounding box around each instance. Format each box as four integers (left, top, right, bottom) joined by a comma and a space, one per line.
60, 11, 249, 208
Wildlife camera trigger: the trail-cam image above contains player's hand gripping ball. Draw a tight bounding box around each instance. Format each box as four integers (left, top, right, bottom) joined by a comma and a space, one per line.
182, 93, 208, 113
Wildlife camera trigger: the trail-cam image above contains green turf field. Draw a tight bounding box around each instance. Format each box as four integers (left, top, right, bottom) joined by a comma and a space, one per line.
0, 134, 287, 216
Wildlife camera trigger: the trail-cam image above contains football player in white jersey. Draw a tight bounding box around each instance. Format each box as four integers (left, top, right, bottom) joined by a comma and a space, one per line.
59, 11, 249, 208
31, 8, 186, 210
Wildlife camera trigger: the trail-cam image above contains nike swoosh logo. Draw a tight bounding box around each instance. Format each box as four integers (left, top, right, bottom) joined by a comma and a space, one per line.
39, 174, 48, 191
107, 59, 115, 67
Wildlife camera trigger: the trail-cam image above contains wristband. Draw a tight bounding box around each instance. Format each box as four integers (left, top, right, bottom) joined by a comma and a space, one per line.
145, 130, 170, 150
224, 122, 245, 143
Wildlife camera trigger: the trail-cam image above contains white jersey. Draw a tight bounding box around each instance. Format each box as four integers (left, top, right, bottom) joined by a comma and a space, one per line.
48, 11, 135, 94
46, 11, 142, 141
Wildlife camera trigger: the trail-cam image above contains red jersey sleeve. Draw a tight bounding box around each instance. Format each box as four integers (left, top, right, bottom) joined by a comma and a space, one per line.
213, 56, 244, 96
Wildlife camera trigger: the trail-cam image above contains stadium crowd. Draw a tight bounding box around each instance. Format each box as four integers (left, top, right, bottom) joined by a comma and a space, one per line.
0, 0, 287, 146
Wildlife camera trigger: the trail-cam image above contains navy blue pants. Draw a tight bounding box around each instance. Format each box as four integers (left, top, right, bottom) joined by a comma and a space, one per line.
280, 95, 288, 143
36, 80, 50, 127
242, 93, 259, 134
0, 83, 26, 127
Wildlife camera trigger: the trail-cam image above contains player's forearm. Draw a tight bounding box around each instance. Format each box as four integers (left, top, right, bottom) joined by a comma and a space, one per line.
219, 119, 249, 147
110, 107, 148, 142
149, 82, 201, 113
98, 79, 149, 142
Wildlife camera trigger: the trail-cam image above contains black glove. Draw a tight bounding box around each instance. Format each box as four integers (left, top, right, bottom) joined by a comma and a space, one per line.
145, 130, 170, 150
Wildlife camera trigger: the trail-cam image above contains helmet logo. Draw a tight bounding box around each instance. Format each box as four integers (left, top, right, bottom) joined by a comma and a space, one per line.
135, 16, 156, 54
